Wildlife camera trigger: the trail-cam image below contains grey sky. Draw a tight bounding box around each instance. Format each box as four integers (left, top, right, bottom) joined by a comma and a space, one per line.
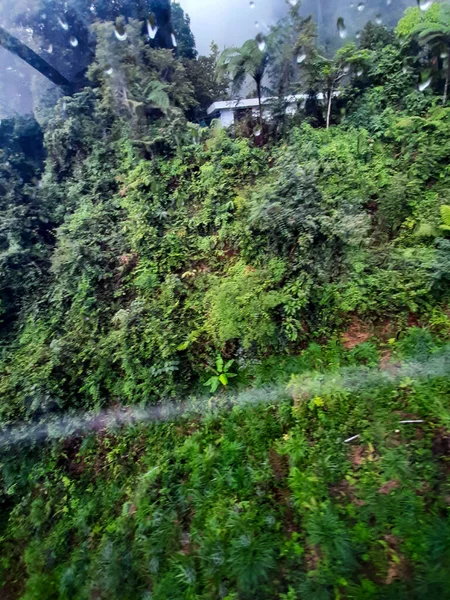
179, 0, 416, 56
179, 0, 288, 55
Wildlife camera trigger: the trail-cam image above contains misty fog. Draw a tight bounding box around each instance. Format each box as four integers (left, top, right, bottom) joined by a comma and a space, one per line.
0, 0, 421, 118
180, 0, 289, 54
181, 0, 415, 54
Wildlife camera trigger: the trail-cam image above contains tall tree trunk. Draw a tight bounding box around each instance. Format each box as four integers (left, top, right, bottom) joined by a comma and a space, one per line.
256, 79, 263, 128
326, 85, 333, 129
444, 44, 450, 106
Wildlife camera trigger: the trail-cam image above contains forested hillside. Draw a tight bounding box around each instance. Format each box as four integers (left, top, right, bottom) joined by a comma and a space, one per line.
2, 2, 450, 599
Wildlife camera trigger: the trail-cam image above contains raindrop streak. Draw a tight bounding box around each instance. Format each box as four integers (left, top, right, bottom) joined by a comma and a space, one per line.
256, 33, 266, 52
337, 17, 347, 39
171, 33, 177, 47
114, 27, 127, 41
357, 68, 364, 76
343, 64, 350, 74
288, 0, 299, 5
250, 0, 255, 8
355, 30, 361, 39
357, 2, 365, 10
418, 0, 433, 10
441, 51, 448, 59
47, 43, 53, 53
387, 0, 392, 4
419, 77, 432, 91
254, 127, 262, 137
296, 51, 306, 64
57, 16, 69, 31
375, 14, 382, 24
105, 67, 113, 75
69, 36, 78, 47
255, 21, 260, 28
147, 19, 158, 39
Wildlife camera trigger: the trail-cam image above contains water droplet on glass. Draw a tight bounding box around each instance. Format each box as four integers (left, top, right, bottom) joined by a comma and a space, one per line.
47, 43, 53, 53
386, 0, 392, 4
256, 33, 266, 52
171, 33, 177, 47
288, 0, 299, 5
441, 51, 448, 59
355, 30, 361, 39
114, 26, 127, 41
357, 68, 363, 76
296, 51, 306, 64
90, 4, 95, 12
42, 12, 47, 19
69, 36, 78, 47
350, 2, 354, 8
343, 64, 350, 73
250, 0, 255, 8
105, 67, 113, 75
418, 0, 433, 10
337, 17, 347, 39
375, 14, 382, 24
255, 21, 260, 28
147, 19, 158, 39
402, 66, 408, 74
57, 16, 69, 31
357, 2, 365, 11
418, 76, 432, 91
254, 126, 262, 137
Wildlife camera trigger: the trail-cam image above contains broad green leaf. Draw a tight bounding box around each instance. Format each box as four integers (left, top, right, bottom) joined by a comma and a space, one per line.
224, 359, 234, 372
216, 355, 224, 373
210, 377, 220, 393
219, 373, 228, 386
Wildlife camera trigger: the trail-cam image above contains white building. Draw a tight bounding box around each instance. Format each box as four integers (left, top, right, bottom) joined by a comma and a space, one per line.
206, 94, 308, 127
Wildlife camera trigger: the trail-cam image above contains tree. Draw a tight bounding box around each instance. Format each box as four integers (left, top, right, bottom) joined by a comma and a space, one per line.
266, 5, 317, 134
313, 43, 371, 128
183, 42, 230, 120
397, 4, 450, 105
217, 39, 268, 127
171, 2, 197, 60
89, 19, 195, 125
87, 19, 196, 161
0, 116, 49, 326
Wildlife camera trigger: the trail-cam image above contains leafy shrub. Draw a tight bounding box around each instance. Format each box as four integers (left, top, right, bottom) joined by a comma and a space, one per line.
204, 262, 285, 351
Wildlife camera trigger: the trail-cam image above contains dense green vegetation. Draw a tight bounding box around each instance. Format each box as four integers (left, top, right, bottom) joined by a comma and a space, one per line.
2, 2, 450, 598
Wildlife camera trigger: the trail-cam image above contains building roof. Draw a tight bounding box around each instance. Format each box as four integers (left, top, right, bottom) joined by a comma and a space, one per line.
206, 95, 305, 116
206, 93, 327, 115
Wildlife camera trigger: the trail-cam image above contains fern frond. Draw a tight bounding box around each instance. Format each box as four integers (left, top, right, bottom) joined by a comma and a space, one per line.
440, 205, 450, 231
